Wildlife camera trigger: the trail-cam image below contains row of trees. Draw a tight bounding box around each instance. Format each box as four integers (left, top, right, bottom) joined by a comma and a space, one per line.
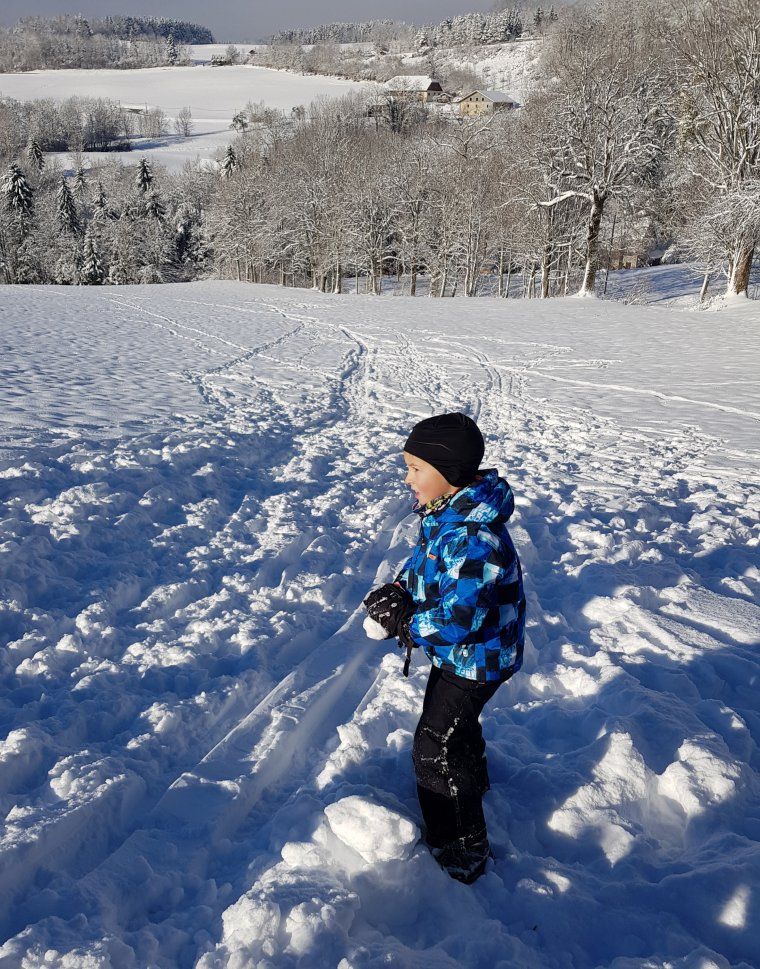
0, 96, 191, 156
0, 0, 756, 300
12, 15, 213, 44
269, 8, 549, 49
215, 0, 760, 301
255, 8, 545, 87
0, 156, 209, 286
270, 20, 412, 46
0, 15, 209, 71
414, 9, 525, 48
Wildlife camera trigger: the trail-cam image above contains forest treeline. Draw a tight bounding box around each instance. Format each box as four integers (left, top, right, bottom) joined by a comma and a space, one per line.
269, 8, 528, 48
259, 7, 546, 84
0, 0, 757, 300
0, 15, 213, 72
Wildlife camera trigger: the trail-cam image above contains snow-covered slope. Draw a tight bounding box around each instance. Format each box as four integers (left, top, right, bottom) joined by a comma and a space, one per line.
0, 66, 368, 172
0, 283, 758, 969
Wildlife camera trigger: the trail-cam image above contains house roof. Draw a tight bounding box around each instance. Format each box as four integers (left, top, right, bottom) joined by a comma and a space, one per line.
455, 90, 520, 104
384, 75, 441, 91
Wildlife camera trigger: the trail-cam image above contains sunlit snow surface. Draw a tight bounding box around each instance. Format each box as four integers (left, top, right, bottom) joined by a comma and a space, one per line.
0, 64, 368, 172
1, 282, 759, 969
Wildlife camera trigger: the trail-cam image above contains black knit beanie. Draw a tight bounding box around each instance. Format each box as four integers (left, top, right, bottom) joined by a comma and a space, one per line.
404, 412, 485, 487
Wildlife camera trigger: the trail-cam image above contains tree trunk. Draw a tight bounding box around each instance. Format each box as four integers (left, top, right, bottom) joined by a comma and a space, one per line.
528, 263, 537, 298
603, 212, 617, 296
497, 248, 505, 298
579, 191, 605, 297
699, 271, 711, 303
541, 246, 551, 299
727, 246, 754, 297
333, 260, 342, 294
505, 255, 513, 299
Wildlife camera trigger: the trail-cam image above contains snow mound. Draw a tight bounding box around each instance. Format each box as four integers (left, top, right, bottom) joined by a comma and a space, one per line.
324, 796, 419, 864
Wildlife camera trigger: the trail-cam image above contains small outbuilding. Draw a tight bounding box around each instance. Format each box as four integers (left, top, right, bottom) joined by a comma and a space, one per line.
455, 90, 520, 116
384, 76, 444, 102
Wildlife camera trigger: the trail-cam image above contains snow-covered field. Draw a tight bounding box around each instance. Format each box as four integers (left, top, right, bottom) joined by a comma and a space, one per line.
1, 282, 758, 968
0, 64, 368, 172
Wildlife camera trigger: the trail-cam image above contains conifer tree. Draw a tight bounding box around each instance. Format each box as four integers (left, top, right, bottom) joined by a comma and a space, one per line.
74, 166, 88, 199
146, 190, 166, 220
222, 145, 238, 178
165, 34, 179, 65
56, 177, 81, 234
80, 229, 105, 284
2, 164, 34, 224
135, 158, 154, 193
26, 140, 44, 174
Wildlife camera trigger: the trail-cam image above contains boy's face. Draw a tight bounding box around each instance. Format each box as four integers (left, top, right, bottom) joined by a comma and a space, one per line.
402, 451, 456, 506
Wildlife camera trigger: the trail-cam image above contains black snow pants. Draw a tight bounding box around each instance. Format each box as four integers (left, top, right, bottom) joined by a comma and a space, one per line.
412, 663, 502, 849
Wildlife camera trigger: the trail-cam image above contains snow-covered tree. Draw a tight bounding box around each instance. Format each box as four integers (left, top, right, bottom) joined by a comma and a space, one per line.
165, 34, 178, 65
146, 190, 166, 220
669, 0, 760, 297
2, 164, 34, 222
26, 139, 44, 173
74, 166, 88, 199
79, 229, 105, 284
222, 145, 238, 179
537, 5, 669, 296
56, 176, 80, 234
135, 158, 154, 193
174, 106, 193, 138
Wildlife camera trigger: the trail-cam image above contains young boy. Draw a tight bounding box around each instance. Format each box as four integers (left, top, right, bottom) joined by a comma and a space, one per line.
364, 412, 525, 884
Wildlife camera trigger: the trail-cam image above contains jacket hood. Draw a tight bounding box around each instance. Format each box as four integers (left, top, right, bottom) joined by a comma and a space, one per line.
421, 468, 515, 527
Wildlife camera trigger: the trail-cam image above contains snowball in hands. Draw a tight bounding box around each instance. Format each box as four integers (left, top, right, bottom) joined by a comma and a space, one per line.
363, 615, 391, 640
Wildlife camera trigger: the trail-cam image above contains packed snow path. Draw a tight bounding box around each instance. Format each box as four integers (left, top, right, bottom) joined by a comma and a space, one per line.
0, 283, 758, 969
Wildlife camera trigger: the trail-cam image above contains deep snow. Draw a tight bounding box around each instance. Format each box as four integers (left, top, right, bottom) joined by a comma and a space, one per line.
0, 282, 758, 969
0, 64, 368, 172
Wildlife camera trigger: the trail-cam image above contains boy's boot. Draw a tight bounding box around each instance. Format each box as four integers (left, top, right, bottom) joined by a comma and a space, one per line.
435, 828, 493, 884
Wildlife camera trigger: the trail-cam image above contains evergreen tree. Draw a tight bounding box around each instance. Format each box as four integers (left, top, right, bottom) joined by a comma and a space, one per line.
165, 33, 179, 65
74, 166, 88, 199
222, 145, 238, 179
146, 190, 166, 220
56, 176, 80, 234
93, 181, 114, 221
26, 140, 44, 174
533, 8, 545, 31
80, 229, 105, 284
2, 164, 34, 223
135, 158, 154, 193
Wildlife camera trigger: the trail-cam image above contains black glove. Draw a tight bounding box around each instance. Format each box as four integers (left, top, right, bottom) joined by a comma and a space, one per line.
397, 617, 417, 677
363, 583, 416, 638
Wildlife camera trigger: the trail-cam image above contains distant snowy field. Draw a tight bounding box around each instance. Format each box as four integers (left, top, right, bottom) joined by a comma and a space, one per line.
1, 282, 759, 969
0, 61, 368, 172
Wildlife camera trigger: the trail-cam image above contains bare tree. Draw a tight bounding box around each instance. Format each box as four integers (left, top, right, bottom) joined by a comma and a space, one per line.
669, 0, 760, 297
538, 3, 669, 296
174, 106, 193, 138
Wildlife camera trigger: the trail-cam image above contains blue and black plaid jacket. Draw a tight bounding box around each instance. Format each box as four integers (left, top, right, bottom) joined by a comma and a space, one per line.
395, 468, 525, 683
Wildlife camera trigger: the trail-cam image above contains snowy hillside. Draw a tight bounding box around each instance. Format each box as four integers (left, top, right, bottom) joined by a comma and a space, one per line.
0, 283, 758, 968
0, 66, 368, 172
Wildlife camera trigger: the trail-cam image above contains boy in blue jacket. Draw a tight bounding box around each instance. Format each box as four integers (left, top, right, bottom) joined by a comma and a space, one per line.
364, 412, 525, 883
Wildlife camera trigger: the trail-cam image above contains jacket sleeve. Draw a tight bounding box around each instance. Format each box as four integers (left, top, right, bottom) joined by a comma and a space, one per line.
406, 526, 514, 651
393, 554, 413, 591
